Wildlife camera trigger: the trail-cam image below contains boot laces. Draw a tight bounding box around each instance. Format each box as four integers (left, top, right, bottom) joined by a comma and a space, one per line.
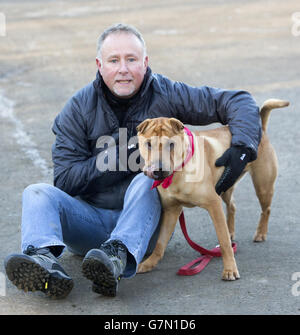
24, 245, 39, 255
24, 245, 51, 256
101, 240, 126, 257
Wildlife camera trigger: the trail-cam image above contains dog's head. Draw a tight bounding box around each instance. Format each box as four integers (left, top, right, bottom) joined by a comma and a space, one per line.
137, 117, 185, 180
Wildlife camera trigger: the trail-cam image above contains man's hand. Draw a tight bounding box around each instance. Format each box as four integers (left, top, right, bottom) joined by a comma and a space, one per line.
215, 146, 251, 195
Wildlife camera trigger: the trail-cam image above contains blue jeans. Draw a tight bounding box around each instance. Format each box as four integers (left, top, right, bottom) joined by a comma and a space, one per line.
21, 173, 162, 278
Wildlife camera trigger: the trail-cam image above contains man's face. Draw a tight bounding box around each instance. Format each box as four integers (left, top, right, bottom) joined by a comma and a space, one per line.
96, 32, 148, 99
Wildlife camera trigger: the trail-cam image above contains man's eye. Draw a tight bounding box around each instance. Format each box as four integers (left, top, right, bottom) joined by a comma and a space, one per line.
128, 58, 136, 62
110, 59, 118, 63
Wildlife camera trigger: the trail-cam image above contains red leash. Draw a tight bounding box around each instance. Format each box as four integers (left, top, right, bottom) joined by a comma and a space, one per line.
177, 211, 237, 276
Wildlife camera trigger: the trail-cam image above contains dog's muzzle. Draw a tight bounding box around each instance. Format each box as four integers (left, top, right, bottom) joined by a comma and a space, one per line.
143, 163, 171, 181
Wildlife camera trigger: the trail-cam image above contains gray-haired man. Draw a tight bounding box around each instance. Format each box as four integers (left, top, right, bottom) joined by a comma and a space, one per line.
4, 23, 261, 298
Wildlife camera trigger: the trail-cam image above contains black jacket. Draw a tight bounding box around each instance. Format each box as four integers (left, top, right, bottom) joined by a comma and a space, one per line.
52, 68, 261, 209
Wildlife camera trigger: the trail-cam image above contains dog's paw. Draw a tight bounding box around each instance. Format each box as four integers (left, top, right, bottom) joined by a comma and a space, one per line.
253, 233, 267, 242
137, 261, 155, 274
229, 232, 235, 241
222, 268, 240, 281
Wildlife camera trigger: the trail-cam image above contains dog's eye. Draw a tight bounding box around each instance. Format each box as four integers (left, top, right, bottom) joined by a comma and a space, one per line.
145, 141, 151, 150
167, 142, 175, 151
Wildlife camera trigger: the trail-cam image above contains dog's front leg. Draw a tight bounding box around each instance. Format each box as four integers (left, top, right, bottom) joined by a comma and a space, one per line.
137, 206, 182, 273
207, 199, 240, 281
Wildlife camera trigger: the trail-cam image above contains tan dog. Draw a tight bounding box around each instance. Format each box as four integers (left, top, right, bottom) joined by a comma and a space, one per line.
136, 99, 289, 280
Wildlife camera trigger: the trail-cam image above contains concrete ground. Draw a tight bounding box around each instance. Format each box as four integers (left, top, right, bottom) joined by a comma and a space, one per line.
0, 0, 299, 315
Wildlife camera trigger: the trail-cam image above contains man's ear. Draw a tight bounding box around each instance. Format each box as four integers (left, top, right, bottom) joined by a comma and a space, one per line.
169, 118, 184, 134
137, 119, 151, 134
143, 56, 149, 74
96, 58, 102, 73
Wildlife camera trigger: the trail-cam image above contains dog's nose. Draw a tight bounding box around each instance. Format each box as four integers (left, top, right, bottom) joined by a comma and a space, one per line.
153, 170, 164, 180
151, 161, 170, 180
152, 169, 170, 180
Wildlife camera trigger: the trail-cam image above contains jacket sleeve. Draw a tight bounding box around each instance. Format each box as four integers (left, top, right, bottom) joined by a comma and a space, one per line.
51, 97, 131, 196
166, 81, 262, 161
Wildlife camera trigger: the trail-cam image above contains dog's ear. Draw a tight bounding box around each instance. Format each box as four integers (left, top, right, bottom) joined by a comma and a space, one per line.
137, 119, 151, 134
169, 118, 184, 134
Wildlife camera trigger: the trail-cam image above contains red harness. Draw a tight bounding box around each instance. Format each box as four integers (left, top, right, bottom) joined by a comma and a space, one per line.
151, 127, 237, 275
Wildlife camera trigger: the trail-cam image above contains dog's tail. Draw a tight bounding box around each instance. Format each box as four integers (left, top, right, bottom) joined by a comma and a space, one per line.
260, 99, 290, 132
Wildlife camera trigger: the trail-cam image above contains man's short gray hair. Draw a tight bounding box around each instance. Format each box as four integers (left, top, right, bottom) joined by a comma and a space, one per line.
96, 23, 147, 61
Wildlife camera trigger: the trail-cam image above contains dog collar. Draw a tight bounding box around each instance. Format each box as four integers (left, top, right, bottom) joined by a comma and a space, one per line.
151, 127, 195, 190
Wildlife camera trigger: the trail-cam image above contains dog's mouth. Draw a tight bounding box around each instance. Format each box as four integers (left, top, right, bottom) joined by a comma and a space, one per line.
143, 165, 172, 181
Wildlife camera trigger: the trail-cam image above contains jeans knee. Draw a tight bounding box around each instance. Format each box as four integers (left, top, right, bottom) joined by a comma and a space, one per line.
22, 183, 58, 205
130, 173, 154, 191
125, 173, 161, 207
23, 183, 53, 196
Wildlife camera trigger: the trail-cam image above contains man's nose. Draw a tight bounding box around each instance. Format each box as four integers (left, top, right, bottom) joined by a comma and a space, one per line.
118, 60, 129, 74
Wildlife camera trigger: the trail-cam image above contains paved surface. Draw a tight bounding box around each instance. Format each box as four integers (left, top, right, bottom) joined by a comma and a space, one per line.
0, 0, 299, 315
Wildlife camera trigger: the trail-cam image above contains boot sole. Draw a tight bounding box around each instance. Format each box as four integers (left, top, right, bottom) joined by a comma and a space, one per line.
5, 255, 73, 299
82, 253, 118, 297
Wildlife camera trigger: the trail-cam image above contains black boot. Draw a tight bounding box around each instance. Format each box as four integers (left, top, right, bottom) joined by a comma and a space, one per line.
4, 245, 73, 299
82, 240, 127, 297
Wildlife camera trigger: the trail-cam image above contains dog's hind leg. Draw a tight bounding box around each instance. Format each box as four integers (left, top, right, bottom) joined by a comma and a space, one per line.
221, 187, 236, 241
252, 181, 275, 242
249, 140, 277, 242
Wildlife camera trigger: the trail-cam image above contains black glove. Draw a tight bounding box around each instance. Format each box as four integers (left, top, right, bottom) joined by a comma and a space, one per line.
215, 146, 251, 195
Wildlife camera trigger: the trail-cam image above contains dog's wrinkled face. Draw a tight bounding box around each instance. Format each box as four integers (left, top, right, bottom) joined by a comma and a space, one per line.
137, 117, 185, 180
